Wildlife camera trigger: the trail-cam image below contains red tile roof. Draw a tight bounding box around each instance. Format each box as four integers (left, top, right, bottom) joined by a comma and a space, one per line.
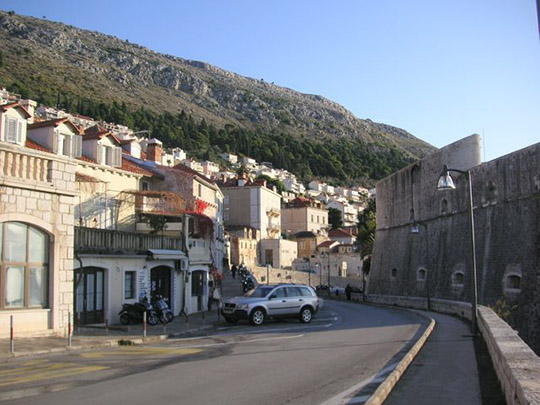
25, 139, 50, 152
121, 157, 154, 177
329, 229, 354, 238
1, 102, 31, 118
83, 125, 122, 145
172, 163, 216, 185
28, 118, 83, 134
318, 240, 338, 248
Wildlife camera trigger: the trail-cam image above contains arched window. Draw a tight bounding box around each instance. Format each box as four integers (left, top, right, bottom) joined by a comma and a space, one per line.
452, 272, 464, 286
1, 222, 49, 308
505, 275, 521, 291
391, 268, 397, 278
417, 269, 426, 281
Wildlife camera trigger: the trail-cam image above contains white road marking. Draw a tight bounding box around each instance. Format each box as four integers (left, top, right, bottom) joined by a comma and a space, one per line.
176, 334, 305, 348
319, 363, 398, 405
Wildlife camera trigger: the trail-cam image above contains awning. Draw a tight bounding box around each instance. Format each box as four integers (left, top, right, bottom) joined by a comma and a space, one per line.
147, 249, 187, 260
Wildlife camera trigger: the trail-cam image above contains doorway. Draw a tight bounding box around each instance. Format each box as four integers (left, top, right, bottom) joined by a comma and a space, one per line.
151, 266, 172, 305
74, 267, 105, 325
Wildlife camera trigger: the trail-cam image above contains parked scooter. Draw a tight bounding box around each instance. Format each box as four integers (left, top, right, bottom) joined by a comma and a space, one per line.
152, 294, 174, 324
119, 297, 158, 325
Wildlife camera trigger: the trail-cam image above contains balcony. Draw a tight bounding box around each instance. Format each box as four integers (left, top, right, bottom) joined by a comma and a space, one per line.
266, 208, 280, 217
75, 226, 183, 254
0, 142, 76, 194
187, 237, 211, 264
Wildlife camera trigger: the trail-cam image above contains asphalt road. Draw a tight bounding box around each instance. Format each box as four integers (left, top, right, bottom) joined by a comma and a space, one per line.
4, 300, 427, 405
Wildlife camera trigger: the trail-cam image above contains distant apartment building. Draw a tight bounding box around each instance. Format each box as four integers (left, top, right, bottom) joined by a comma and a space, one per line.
181, 158, 204, 174
260, 239, 297, 269
220, 175, 282, 240
240, 156, 257, 167
219, 152, 238, 164
281, 197, 328, 236
201, 160, 220, 178
326, 198, 358, 227
228, 226, 260, 269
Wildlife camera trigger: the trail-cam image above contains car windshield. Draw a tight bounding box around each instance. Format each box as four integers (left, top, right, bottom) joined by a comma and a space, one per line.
245, 286, 274, 298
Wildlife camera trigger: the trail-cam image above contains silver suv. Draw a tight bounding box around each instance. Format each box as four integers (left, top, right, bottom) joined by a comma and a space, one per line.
221, 284, 323, 326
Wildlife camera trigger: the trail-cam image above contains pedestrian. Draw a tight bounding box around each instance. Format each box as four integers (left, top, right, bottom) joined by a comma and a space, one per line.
231, 264, 237, 279
345, 284, 352, 301
208, 287, 214, 310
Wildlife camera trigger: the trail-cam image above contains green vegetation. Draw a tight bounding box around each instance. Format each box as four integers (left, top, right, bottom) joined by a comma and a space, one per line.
0, 76, 414, 184
328, 208, 343, 229
357, 199, 376, 274
256, 175, 286, 194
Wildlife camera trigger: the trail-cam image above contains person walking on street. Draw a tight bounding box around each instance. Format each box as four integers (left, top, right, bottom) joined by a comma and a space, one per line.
231, 264, 237, 279
345, 284, 352, 301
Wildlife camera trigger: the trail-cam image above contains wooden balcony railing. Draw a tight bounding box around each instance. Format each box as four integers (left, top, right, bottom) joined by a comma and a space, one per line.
75, 226, 183, 254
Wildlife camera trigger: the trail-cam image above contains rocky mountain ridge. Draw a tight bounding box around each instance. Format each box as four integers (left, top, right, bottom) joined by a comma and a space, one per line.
0, 10, 435, 161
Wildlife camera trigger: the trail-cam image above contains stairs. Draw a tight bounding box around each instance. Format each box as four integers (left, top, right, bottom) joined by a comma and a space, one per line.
220, 269, 244, 299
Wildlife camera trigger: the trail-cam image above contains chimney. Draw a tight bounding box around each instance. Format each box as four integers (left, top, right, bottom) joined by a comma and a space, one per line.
147, 138, 162, 164
20, 99, 37, 122
237, 172, 247, 187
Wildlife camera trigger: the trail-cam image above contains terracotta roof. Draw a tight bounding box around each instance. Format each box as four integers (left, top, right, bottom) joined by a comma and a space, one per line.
77, 155, 96, 163
83, 125, 122, 145
329, 229, 354, 238
25, 139, 50, 152
28, 118, 82, 134
121, 157, 154, 177
318, 240, 338, 248
1, 102, 32, 118
172, 163, 216, 185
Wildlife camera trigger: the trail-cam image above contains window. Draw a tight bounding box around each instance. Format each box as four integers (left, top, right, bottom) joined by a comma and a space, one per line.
452, 272, 464, 286
1, 222, 49, 308
198, 184, 202, 197
505, 275, 521, 291
141, 181, 149, 191
417, 269, 426, 281
124, 271, 136, 299
98, 145, 122, 167
3, 116, 24, 145
391, 268, 397, 278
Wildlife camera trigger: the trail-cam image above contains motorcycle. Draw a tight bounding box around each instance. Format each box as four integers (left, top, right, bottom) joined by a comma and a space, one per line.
119, 297, 158, 325
152, 294, 174, 324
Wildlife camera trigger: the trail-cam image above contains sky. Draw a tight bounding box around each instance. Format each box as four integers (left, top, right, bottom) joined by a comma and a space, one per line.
1, 0, 539, 162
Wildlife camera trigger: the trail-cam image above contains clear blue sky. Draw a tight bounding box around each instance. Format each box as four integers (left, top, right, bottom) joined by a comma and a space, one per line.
2, 0, 539, 161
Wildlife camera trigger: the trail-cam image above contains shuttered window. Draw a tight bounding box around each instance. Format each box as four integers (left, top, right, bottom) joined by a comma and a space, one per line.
72, 135, 82, 157
4, 117, 23, 144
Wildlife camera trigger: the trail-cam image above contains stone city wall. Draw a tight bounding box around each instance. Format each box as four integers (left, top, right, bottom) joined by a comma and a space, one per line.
369, 136, 540, 353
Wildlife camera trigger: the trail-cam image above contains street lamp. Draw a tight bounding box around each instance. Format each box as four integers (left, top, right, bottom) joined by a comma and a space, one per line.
437, 165, 478, 335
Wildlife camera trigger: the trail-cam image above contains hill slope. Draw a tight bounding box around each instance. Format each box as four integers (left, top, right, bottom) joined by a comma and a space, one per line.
0, 11, 436, 183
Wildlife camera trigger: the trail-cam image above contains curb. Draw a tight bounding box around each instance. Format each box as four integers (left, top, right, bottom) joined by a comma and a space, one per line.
365, 312, 436, 405
2, 323, 218, 359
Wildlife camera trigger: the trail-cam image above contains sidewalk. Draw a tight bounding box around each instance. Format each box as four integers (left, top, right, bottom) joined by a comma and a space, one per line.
0, 308, 222, 360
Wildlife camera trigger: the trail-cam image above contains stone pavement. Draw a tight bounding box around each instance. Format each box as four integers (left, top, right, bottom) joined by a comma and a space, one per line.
0, 308, 222, 360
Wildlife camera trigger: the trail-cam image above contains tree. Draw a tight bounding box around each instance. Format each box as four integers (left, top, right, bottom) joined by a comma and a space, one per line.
328, 208, 343, 229
257, 175, 286, 195
357, 199, 376, 274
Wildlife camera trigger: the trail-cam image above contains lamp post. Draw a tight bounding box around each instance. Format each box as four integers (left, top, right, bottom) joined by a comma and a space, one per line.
410, 222, 430, 310
437, 165, 478, 335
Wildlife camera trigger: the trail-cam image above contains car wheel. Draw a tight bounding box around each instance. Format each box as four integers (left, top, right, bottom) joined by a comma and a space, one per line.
300, 307, 313, 323
225, 316, 238, 324
250, 308, 265, 326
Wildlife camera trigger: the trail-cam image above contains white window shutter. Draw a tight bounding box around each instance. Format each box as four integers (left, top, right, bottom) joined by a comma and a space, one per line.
51, 131, 58, 154
114, 147, 122, 167
97, 144, 104, 164
6, 118, 16, 143
72, 135, 82, 157
17, 120, 23, 144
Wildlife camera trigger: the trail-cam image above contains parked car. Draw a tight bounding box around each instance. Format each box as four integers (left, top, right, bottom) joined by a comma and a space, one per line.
221, 284, 323, 326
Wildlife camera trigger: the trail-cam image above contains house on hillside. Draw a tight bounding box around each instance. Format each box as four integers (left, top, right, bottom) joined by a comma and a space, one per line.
281, 196, 328, 237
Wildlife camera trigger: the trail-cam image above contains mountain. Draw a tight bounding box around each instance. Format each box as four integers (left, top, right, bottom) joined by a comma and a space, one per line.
0, 10, 436, 184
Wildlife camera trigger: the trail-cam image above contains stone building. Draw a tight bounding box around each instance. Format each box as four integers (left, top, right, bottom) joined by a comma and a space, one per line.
369, 135, 540, 353
0, 102, 77, 337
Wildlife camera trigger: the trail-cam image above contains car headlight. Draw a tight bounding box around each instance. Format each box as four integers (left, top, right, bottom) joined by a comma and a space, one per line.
237, 303, 249, 309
